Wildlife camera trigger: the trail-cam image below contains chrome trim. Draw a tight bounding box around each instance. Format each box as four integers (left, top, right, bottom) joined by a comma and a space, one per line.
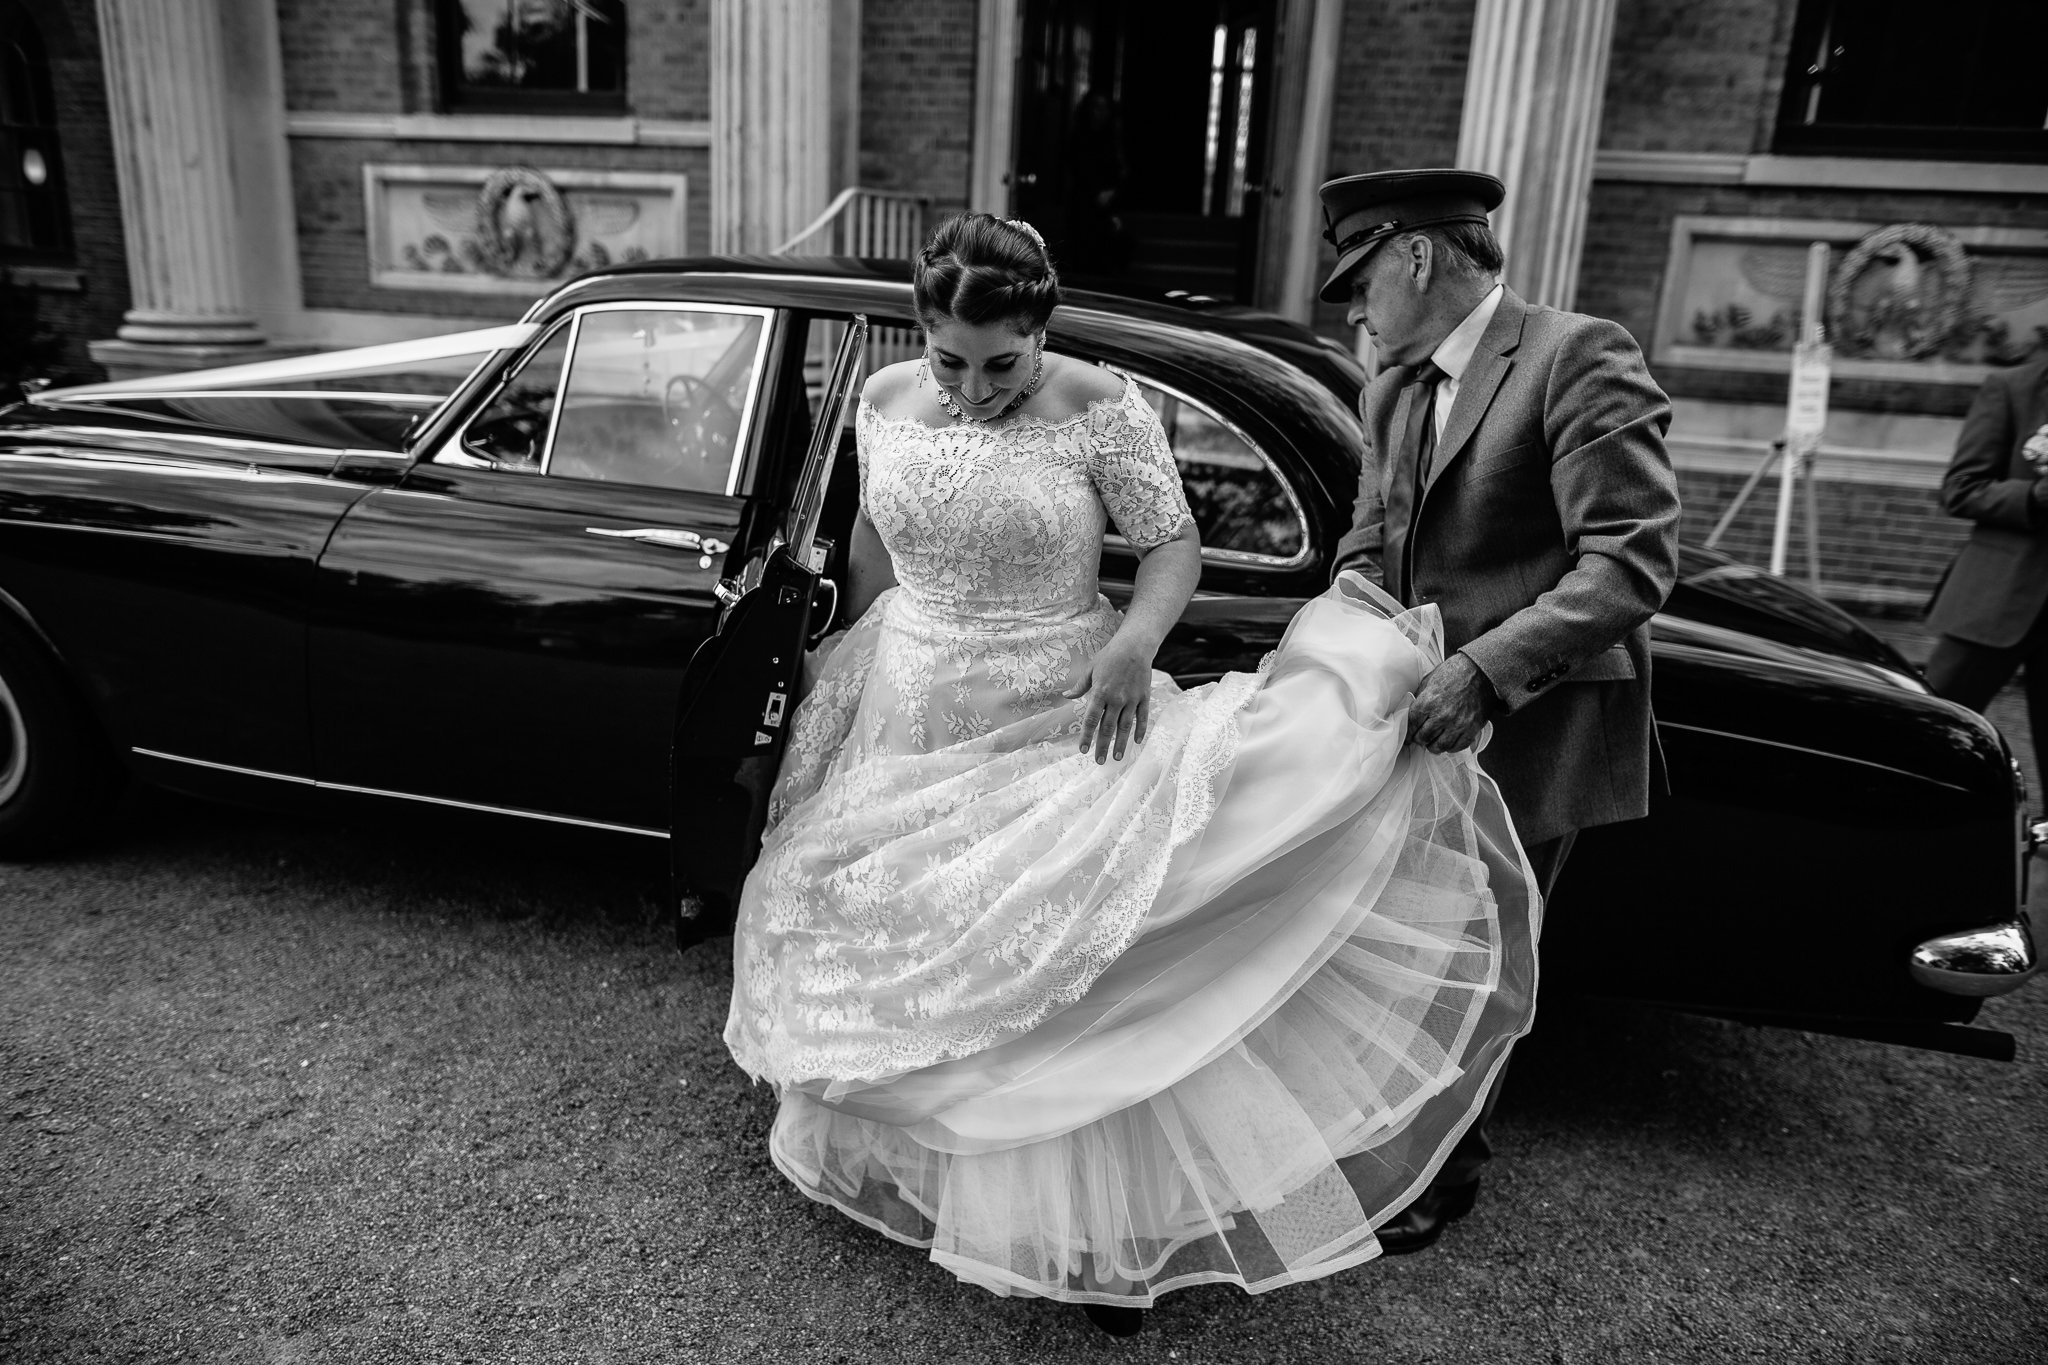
441, 314, 576, 473
584, 527, 730, 556
809, 576, 840, 639
788, 315, 867, 561
1105, 533, 1311, 571
131, 747, 316, 784
536, 311, 583, 477
0, 666, 27, 806
544, 300, 777, 499
1653, 721, 1976, 794
1123, 371, 1315, 572
3, 428, 358, 468
130, 747, 666, 839
1910, 920, 2039, 997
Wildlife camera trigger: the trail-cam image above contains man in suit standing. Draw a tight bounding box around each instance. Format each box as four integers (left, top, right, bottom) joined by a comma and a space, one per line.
1319, 168, 1683, 1253
1925, 354, 2048, 802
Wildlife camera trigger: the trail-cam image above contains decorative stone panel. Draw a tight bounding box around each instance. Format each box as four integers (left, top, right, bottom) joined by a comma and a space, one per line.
1653, 215, 2048, 388
363, 163, 688, 296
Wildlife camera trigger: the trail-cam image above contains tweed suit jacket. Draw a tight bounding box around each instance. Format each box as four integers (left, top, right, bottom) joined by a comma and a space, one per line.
1925, 356, 2048, 648
1331, 288, 1683, 846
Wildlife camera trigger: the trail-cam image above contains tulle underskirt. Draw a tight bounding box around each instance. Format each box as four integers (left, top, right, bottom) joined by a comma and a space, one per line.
728, 574, 1540, 1304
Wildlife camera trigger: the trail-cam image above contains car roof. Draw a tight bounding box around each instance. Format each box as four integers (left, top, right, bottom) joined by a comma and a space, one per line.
530, 255, 1369, 404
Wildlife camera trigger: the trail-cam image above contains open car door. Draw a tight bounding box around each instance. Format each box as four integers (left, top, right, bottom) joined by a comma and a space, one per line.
671, 316, 867, 950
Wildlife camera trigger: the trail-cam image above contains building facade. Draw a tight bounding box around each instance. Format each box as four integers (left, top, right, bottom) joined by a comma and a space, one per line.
9, 0, 2047, 607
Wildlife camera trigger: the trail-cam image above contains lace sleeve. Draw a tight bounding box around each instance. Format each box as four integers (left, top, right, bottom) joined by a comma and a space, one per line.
1087, 379, 1195, 550
854, 399, 875, 519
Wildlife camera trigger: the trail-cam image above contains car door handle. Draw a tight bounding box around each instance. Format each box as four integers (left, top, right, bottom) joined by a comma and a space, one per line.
585, 527, 731, 555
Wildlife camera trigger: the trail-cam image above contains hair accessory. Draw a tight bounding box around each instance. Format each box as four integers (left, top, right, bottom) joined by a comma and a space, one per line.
1007, 218, 1049, 257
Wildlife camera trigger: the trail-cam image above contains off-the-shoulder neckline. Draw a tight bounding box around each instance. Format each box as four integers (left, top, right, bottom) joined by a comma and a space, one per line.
858, 369, 1135, 435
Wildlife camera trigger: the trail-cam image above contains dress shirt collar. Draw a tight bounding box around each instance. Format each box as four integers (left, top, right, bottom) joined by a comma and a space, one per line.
1429, 282, 1505, 383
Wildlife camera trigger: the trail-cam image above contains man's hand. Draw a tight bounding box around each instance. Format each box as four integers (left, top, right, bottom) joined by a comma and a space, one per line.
1407, 652, 1497, 754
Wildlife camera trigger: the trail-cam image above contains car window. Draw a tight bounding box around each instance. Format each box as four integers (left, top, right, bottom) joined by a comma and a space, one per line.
453, 323, 572, 473
1130, 378, 1306, 562
546, 308, 768, 494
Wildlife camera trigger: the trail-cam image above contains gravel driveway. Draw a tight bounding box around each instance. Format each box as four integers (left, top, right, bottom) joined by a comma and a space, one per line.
4, 788, 2044, 1364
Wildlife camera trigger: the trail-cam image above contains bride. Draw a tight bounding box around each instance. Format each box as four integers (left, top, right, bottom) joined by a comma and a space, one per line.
721, 214, 1539, 1335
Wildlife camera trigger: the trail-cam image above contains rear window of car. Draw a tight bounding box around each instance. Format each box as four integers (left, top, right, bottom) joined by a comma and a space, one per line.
1129, 377, 1307, 564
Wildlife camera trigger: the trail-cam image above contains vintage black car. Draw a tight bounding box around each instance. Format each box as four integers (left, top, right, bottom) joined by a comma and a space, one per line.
0, 258, 2034, 1059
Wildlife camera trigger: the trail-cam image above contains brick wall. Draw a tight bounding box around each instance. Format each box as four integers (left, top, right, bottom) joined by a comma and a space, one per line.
280, 2, 707, 119
291, 138, 711, 317
1600, 0, 1796, 154
281, 1, 712, 320
1310, 0, 1479, 335
857, 0, 978, 214
1678, 467, 1967, 607
279, 0, 406, 113
629, 0, 710, 121
16, 0, 129, 383
1579, 180, 2048, 418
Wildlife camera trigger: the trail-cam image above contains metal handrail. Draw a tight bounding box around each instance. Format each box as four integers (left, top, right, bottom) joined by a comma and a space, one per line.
774, 186, 930, 258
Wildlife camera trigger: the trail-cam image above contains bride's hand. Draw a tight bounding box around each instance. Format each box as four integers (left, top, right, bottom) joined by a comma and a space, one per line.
1064, 637, 1155, 764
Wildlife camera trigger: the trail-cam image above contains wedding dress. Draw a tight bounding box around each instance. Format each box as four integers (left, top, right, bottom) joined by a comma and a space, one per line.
723, 374, 1540, 1305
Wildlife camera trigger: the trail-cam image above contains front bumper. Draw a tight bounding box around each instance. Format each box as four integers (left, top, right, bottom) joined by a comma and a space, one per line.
1908, 804, 2041, 999
1910, 917, 2039, 998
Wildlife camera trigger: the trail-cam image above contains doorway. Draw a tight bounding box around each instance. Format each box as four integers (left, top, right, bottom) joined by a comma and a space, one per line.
1009, 0, 1278, 302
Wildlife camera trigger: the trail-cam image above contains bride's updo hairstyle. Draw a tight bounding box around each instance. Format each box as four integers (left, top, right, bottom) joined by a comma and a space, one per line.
912, 213, 1062, 335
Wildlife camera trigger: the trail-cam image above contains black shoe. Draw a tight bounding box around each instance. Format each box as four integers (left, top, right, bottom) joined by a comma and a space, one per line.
1081, 1303, 1145, 1337
1375, 1178, 1481, 1256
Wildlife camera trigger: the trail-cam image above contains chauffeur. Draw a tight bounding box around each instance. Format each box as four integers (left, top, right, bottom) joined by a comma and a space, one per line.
1321, 168, 1683, 1253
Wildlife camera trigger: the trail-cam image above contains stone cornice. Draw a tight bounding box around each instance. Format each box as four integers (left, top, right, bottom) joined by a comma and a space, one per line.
284, 111, 714, 147
1596, 149, 2048, 195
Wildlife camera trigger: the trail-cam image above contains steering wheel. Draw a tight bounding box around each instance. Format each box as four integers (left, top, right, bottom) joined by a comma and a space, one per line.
662, 374, 744, 464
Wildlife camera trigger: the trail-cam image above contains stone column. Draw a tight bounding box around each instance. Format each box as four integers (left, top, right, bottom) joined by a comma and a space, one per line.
1455, 0, 1620, 312
710, 0, 833, 254
91, 0, 265, 359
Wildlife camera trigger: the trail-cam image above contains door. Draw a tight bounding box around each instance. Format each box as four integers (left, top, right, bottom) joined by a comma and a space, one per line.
1011, 0, 1277, 300
310, 301, 802, 835
672, 316, 867, 947
0, 438, 359, 780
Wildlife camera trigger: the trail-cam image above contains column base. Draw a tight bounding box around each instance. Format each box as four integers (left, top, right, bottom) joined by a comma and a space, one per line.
86, 337, 317, 384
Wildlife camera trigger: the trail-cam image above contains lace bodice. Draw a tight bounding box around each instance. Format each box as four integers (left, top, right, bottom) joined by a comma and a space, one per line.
723, 374, 1208, 1083
857, 373, 1193, 630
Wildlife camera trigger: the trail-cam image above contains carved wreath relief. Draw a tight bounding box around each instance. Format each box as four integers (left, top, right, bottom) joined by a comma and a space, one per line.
392, 165, 656, 283
1687, 222, 2048, 367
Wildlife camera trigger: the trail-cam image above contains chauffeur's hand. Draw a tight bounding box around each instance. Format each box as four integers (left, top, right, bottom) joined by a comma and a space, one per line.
1407, 652, 1498, 754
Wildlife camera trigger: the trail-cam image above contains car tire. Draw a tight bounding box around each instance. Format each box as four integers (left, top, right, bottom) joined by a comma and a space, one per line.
0, 618, 123, 859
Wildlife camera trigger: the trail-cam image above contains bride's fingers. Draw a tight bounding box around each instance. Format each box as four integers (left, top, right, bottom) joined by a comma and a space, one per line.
1111, 705, 1138, 761
1133, 699, 1149, 746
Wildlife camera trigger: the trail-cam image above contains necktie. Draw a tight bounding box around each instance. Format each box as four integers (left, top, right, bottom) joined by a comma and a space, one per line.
1405, 360, 1448, 485
1381, 360, 1447, 605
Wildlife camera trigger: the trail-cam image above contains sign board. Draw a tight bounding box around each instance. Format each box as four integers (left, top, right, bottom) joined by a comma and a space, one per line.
1786, 340, 1831, 454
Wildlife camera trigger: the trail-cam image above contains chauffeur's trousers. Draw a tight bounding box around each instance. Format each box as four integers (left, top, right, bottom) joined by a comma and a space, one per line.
1431, 831, 1576, 1191
1927, 624, 2048, 808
